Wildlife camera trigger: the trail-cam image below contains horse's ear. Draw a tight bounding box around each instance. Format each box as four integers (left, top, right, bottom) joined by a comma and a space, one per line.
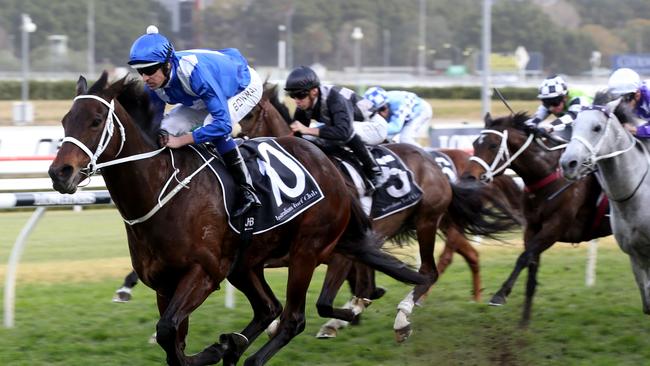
484, 112, 492, 126
76, 76, 88, 96
605, 98, 621, 113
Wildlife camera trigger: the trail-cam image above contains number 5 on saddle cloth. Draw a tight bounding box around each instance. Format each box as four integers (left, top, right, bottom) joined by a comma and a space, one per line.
334, 145, 423, 220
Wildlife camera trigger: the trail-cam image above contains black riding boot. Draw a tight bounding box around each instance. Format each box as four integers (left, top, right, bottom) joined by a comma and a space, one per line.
347, 135, 387, 190
222, 147, 261, 217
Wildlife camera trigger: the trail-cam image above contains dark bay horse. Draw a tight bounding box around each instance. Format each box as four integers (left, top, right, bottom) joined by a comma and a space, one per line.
48, 72, 429, 365
463, 112, 612, 326
238, 89, 519, 342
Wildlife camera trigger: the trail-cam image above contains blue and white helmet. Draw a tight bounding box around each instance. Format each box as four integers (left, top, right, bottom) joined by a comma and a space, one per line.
537, 75, 568, 99
128, 25, 174, 68
364, 86, 389, 111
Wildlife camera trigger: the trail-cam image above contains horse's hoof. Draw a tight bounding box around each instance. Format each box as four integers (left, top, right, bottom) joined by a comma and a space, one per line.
148, 331, 157, 345
488, 294, 506, 306
219, 332, 249, 353
112, 289, 132, 303
370, 286, 387, 300
394, 325, 412, 343
316, 326, 337, 339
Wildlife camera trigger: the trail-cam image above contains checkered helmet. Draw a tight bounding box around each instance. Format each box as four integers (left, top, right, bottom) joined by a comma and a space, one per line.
363, 86, 389, 111
537, 75, 568, 99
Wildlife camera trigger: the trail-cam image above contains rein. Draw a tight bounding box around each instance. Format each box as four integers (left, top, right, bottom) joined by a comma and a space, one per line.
62, 94, 215, 225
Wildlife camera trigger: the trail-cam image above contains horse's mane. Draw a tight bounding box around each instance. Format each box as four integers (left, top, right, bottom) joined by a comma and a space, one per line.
263, 83, 292, 124
592, 90, 638, 126
88, 73, 159, 143
489, 111, 531, 131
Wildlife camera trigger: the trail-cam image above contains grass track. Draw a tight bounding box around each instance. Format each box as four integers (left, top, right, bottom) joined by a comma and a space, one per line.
1, 209, 650, 365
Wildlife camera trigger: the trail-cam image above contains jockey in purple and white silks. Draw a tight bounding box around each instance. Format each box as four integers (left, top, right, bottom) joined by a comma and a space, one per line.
608, 68, 650, 137
128, 25, 263, 217
363, 87, 433, 147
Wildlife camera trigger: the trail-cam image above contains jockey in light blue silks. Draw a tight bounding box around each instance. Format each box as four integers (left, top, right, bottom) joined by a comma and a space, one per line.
363, 87, 433, 147
363, 86, 433, 147
608, 68, 650, 137
128, 25, 263, 217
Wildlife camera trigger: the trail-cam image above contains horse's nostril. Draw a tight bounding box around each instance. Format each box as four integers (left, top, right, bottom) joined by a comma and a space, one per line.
568, 161, 577, 169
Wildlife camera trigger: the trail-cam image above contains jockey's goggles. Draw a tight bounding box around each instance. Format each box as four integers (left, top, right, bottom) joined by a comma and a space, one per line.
288, 90, 310, 100
542, 96, 564, 108
135, 63, 163, 76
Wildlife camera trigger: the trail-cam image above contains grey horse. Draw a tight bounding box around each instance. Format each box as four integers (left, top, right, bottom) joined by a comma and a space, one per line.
560, 95, 650, 315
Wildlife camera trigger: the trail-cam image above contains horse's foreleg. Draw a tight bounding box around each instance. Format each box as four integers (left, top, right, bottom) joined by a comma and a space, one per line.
628, 255, 650, 315
245, 255, 318, 366
155, 266, 219, 366
489, 247, 534, 306
520, 253, 541, 327
225, 265, 282, 365
394, 219, 439, 343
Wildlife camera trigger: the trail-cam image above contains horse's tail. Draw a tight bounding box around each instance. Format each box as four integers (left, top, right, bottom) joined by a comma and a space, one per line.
446, 180, 520, 239
336, 186, 427, 285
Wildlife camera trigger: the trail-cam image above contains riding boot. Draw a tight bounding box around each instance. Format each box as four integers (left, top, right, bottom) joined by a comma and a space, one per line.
347, 135, 387, 190
222, 147, 262, 217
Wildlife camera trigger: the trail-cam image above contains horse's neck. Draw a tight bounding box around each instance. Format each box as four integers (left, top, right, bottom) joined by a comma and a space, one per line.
597, 137, 649, 202
509, 141, 560, 186
99, 119, 172, 218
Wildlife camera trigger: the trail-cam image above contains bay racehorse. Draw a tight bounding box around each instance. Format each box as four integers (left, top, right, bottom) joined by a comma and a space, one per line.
238, 88, 519, 341
463, 112, 611, 326
560, 93, 650, 315
48, 72, 429, 365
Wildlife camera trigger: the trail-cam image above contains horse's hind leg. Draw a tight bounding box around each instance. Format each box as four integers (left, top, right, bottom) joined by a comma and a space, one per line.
438, 226, 481, 302
245, 254, 319, 366
446, 228, 481, 302
315, 256, 373, 339
394, 218, 439, 343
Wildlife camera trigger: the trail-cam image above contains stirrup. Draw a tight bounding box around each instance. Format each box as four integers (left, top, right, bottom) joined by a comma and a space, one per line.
232, 189, 261, 217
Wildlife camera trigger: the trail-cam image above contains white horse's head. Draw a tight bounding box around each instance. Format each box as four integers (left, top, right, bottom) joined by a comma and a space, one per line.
560, 99, 631, 180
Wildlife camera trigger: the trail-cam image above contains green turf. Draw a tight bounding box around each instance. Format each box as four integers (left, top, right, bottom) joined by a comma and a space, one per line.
1, 209, 649, 365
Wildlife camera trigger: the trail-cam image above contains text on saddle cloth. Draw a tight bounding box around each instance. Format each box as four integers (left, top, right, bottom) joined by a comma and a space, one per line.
339, 145, 423, 220
426, 149, 459, 182
199, 138, 324, 235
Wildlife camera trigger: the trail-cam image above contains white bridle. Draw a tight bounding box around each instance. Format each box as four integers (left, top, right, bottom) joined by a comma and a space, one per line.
61, 95, 129, 175
59, 94, 213, 225
469, 129, 534, 182
569, 106, 637, 170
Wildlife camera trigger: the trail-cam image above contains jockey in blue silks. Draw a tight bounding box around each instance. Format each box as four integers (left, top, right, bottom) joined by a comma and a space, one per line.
128, 25, 263, 217
363, 87, 433, 147
608, 68, 650, 137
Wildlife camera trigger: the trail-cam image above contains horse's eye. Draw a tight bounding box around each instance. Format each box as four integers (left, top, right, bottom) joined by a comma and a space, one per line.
489, 143, 498, 149
91, 117, 102, 127
593, 125, 602, 133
